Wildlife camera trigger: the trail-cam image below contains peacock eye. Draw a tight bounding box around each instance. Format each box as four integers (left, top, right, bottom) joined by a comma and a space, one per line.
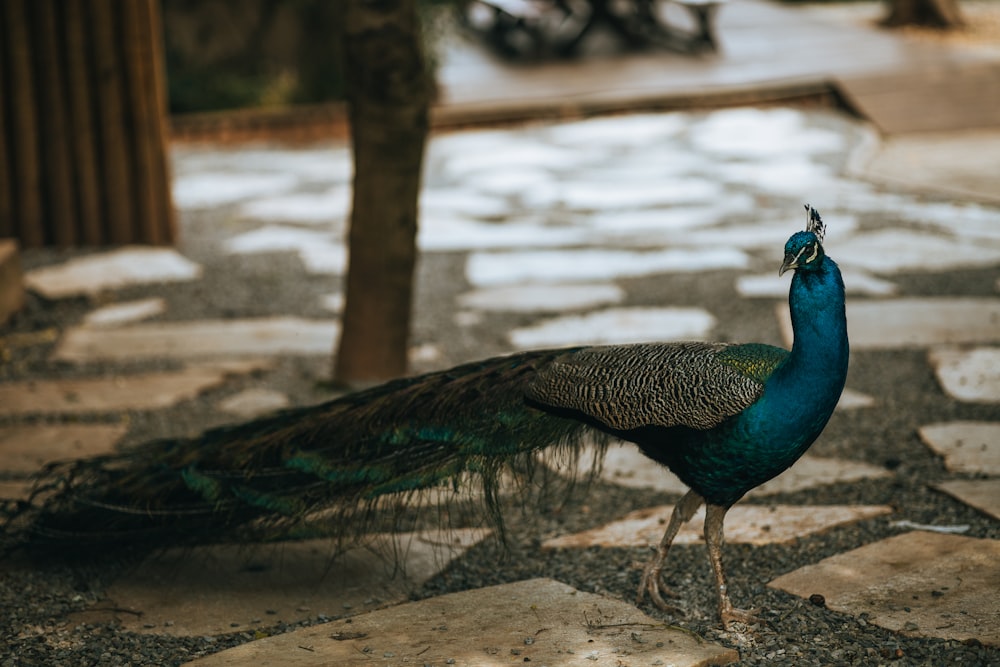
804, 243, 819, 264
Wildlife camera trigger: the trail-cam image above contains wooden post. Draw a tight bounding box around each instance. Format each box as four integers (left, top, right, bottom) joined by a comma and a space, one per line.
32, 1, 78, 246
122, 0, 175, 245
0, 7, 14, 240
63, 0, 104, 245
0, 0, 175, 247
2, 0, 45, 247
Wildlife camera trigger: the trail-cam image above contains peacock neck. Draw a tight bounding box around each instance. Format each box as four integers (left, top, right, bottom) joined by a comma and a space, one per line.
760, 256, 849, 451
784, 256, 848, 382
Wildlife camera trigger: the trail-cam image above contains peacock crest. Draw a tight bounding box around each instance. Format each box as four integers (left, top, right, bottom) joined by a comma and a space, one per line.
804, 203, 825, 243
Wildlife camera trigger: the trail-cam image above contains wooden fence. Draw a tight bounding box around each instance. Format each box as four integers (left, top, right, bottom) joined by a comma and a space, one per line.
0, 0, 175, 247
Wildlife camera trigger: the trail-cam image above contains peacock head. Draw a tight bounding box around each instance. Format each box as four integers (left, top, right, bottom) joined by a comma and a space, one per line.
779, 205, 826, 276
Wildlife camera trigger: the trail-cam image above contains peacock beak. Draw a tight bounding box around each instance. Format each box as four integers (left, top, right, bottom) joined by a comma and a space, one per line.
778, 253, 797, 276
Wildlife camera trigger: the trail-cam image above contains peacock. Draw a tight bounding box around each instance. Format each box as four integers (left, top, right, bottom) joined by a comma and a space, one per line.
1, 205, 848, 630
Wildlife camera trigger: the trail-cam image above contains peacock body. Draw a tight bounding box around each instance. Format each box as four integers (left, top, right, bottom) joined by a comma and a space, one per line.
1, 206, 848, 629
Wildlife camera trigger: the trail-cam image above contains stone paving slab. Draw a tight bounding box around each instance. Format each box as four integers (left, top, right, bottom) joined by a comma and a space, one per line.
837, 387, 876, 409
0, 424, 128, 474
835, 230, 1000, 274
768, 531, 1000, 646
868, 199, 1000, 245
835, 61, 1000, 136
575, 444, 889, 496
81, 298, 167, 328
751, 455, 890, 496
76, 529, 489, 637
860, 128, 1000, 205
0, 365, 261, 416
466, 248, 749, 287
52, 317, 340, 363
777, 299, 1000, 350
318, 293, 343, 314
929, 347, 1000, 403
239, 190, 351, 225
224, 225, 334, 255
457, 283, 625, 313
509, 307, 716, 348
184, 578, 739, 667
542, 504, 892, 549
420, 217, 589, 252
918, 421, 1000, 475
24, 247, 202, 299
934, 480, 1000, 521
523, 177, 725, 212
173, 172, 300, 210
216, 389, 291, 419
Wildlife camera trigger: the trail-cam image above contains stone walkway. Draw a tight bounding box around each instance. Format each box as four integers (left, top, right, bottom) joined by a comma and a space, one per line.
4, 101, 998, 664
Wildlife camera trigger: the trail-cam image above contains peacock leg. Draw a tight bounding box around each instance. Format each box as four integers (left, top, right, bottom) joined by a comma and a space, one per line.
636, 489, 704, 610
704, 503, 761, 629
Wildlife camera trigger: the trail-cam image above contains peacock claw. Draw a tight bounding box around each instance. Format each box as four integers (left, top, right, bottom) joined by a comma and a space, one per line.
720, 605, 764, 631
636, 563, 683, 613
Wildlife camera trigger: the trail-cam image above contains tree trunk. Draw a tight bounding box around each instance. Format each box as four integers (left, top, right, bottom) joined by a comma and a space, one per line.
334, 0, 431, 386
882, 0, 964, 28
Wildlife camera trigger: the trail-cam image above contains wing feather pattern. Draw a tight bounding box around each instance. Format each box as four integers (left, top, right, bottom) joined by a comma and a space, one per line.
527, 342, 788, 431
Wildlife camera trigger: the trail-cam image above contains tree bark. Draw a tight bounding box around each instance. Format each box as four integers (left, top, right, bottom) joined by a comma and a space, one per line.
334, 0, 431, 386
882, 0, 964, 28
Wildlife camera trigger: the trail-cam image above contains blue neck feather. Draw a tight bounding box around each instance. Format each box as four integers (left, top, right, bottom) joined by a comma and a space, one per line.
742, 255, 849, 472
773, 256, 849, 415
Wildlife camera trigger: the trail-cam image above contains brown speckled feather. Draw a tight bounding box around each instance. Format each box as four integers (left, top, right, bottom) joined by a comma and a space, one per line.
526, 342, 778, 431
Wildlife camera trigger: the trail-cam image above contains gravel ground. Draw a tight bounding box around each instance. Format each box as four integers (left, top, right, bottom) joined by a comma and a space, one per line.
2, 115, 999, 664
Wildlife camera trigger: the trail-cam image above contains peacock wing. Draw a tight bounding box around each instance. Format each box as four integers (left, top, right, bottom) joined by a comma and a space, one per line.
526, 341, 788, 431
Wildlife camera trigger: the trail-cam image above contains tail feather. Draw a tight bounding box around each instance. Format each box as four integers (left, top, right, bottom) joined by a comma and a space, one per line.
2, 348, 606, 554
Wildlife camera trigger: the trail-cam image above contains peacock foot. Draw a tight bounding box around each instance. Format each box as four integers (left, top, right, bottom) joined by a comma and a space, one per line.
720, 604, 764, 630
635, 561, 683, 613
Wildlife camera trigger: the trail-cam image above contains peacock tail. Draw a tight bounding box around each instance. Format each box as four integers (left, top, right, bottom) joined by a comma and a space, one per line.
1, 348, 609, 553
1, 337, 795, 553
